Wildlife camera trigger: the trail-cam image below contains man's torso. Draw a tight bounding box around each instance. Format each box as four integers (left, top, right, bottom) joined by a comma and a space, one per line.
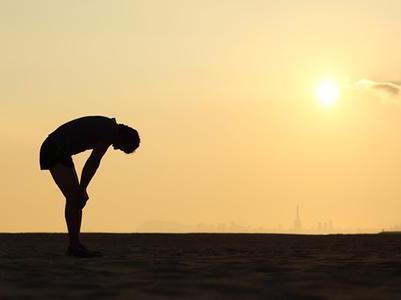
49, 116, 117, 156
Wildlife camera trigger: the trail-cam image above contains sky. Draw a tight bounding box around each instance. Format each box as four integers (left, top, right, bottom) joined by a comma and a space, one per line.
1, 0, 401, 232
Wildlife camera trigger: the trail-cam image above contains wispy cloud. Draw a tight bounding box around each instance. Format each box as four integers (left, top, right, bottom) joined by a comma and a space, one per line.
354, 79, 401, 103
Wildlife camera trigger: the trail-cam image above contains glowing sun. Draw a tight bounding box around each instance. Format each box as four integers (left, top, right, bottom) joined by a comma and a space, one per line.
315, 79, 340, 108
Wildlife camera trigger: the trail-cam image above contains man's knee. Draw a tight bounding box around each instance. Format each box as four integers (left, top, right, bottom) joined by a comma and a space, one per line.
66, 197, 82, 210
66, 197, 87, 210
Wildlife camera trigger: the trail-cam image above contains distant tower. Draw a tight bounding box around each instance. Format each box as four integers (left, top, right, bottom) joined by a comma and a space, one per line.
293, 205, 302, 232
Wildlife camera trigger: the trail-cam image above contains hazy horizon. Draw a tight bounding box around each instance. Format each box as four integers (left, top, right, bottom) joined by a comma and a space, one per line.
2, 1, 401, 233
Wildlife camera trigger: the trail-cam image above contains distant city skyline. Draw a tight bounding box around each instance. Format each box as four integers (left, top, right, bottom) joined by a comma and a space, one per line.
136, 218, 401, 234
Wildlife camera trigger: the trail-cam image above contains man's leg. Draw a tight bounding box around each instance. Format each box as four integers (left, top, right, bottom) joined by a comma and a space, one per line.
49, 163, 82, 249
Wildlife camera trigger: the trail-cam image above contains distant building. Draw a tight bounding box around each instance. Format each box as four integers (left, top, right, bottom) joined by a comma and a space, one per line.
317, 220, 334, 233
293, 205, 302, 232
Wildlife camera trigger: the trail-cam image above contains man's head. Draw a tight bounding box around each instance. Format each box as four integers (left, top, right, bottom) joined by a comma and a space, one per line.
113, 124, 140, 154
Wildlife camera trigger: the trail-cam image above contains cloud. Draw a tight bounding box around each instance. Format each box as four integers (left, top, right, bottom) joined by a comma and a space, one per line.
355, 79, 401, 103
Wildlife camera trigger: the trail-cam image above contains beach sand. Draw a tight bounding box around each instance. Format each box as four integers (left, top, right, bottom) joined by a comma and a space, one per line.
1, 233, 401, 299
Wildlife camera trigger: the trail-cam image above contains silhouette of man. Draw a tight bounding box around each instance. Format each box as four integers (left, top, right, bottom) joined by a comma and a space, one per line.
39, 116, 140, 257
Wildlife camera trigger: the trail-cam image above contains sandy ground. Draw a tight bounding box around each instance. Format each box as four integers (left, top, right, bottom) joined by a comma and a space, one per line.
0, 233, 401, 299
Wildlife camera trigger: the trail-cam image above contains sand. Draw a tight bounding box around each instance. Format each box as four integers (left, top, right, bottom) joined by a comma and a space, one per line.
0, 233, 401, 299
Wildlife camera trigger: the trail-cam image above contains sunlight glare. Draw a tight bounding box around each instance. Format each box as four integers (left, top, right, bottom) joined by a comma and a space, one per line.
315, 79, 340, 108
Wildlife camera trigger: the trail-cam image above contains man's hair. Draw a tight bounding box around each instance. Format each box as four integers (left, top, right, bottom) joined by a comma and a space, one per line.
118, 124, 140, 153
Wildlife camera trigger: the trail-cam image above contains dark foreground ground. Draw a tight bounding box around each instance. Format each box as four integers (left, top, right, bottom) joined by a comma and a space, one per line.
0, 233, 401, 299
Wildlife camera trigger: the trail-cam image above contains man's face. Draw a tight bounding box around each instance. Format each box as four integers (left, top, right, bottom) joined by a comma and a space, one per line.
121, 142, 135, 154
113, 140, 135, 154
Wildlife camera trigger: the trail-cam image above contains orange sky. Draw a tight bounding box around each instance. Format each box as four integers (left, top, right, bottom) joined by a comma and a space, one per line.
1, 1, 401, 232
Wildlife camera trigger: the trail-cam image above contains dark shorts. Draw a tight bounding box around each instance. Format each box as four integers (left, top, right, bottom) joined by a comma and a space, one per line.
39, 136, 74, 170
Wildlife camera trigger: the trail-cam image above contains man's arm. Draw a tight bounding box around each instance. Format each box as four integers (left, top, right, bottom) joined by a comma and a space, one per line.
80, 142, 110, 191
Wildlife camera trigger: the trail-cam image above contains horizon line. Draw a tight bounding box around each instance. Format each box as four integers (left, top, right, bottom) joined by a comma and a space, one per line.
0, 231, 397, 235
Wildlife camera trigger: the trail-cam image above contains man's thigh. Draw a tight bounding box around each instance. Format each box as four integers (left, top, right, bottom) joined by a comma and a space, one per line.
49, 163, 80, 201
